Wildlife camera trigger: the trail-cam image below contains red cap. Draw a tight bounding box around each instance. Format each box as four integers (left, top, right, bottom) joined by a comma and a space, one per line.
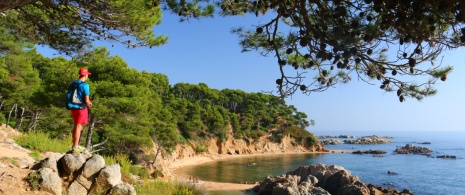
79, 68, 91, 76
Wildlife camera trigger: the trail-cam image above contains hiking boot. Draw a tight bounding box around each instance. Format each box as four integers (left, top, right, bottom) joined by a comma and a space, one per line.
72, 146, 87, 153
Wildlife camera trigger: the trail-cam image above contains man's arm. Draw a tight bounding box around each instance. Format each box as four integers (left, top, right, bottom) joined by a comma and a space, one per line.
85, 96, 92, 108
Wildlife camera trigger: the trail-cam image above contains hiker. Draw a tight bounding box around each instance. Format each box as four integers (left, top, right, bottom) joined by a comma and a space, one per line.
67, 68, 93, 153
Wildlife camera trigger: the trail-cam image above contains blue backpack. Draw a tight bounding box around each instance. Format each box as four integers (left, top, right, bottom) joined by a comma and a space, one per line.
66, 81, 85, 110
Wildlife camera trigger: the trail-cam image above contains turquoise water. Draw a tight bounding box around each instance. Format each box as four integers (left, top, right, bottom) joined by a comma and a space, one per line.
182, 131, 465, 195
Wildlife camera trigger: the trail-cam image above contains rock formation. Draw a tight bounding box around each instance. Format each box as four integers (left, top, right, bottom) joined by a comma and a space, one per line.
344, 135, 392, 144
320, 139, 342, 145
318, 135, 357, 139
253, 163, 414, 195
394, 144, 432, 155
30, 151, 135, 195
352, 150, 387, 155
156, 126, 327, 178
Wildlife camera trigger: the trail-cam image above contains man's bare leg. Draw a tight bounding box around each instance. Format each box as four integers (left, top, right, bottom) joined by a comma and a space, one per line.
72, 124, 83, 147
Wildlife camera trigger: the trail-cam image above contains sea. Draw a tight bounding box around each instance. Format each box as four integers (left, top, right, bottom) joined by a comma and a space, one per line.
180, 131, 465, 195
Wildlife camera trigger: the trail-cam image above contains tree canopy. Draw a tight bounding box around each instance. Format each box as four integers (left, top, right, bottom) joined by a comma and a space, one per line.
1, 0, 464, 101
0, 35, 315, 157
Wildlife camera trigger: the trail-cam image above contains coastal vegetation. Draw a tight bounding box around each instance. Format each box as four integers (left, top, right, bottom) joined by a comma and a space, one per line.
2, 0, 465, 194
0, 0, 462, 101
0, 25, 317, 168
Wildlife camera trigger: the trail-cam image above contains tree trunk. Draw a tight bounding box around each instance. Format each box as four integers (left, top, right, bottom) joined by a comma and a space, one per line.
24, 111, 34, 133
85, 115, 96, 150
0, 0, 37, 12
14, 107, 25, 130
30, 111, 40, 132
6, 104, 16, 128
152, 141, 162, 166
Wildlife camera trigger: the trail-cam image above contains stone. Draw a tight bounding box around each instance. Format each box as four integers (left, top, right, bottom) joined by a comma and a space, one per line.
76, 155, 106, 189
254, 164, 409, 195
38, 168, 62, 195
108, 183, 136, 195
68, 181, 87, 195
89, 164, 123, 194
59, 153, 86, 176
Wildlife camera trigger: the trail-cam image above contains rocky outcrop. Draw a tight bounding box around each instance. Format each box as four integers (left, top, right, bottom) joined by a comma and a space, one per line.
437, 155, 456, 159
352, 150, 387, 155
163, 126, 325, 162
156, 126, 326, 179
0, 138, 35, 169
394, 144, 432, 154
318, 135, 356, 139
320, 139, 342, 145
253, 164, 413, 195
30, 151, 135, 195
344, 135, 392, 144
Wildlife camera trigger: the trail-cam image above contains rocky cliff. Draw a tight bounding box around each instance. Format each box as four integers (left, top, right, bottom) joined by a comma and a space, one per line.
154, 126, 326, 178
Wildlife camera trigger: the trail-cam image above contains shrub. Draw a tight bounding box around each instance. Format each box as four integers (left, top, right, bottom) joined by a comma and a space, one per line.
130, 165, 150, 179
151, 169, 164, 179
103, 154, 132, 178
135, 180, 207, 195
27, 171, 41, 191
29, 151, 41, 161
0, 157, 19, 167
14, 132, 70, 153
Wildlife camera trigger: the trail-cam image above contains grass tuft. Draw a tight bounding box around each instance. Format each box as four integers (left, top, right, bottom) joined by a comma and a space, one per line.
14, 131, 71, 153
135, 179, 207, 195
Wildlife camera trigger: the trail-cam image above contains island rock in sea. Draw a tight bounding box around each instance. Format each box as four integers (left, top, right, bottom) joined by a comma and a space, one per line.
320, 139, 342, 145
344, 135, 392, 144
254, 163, 413, 195
394, 144, 432, 155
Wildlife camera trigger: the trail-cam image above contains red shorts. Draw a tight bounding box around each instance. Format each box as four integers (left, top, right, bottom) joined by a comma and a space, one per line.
71, 108, 88, 124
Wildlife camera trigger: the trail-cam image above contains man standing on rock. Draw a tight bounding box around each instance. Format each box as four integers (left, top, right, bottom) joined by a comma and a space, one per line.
67, 68, 93, 153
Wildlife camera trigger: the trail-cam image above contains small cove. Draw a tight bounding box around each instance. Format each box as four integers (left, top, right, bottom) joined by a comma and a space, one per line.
179, 131, 465, 195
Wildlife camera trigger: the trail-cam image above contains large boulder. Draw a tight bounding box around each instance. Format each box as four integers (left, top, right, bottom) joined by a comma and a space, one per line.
75, 155, 106, 189
89, 164, 122, 194
68, 181, 88, 195
30, 152, 136, 195
108, 183, 136, 195
34, 157, 59, 172
59, 153, 87, 176
254, 164, 413, 195
38, 168, 62, 195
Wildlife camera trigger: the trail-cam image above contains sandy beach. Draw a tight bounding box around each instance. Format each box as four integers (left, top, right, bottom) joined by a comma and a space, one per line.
169, 150, 347, 192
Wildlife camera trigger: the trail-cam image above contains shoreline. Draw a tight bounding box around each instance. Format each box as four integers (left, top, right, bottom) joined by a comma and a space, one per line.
168, 150, 348, 192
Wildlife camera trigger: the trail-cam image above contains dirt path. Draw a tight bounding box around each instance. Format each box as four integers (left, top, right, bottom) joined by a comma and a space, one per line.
0, 124, 48, 195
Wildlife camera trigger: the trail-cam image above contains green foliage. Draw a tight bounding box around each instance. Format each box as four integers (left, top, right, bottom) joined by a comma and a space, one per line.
0, 157, 20, 167
14, 132, 71, 153
281, 125, 318, 147
103, 154, 132, 178
305, 134, 318, 147
0, 113, 6, 123
130, 166, 150, 179
0, 43, 313, 160
227, 0, 462, 101
27, 171, 42, 191
135, 180, 207, 195
151, 169, 164, 179
0, 0, 168, 54
29, 151, 41, 161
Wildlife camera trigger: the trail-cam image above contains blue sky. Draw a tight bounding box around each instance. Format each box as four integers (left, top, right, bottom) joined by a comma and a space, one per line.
38, 12, 465, 132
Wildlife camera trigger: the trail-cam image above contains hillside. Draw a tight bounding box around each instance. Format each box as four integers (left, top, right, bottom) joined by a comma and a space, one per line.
0, 124, 47, 194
